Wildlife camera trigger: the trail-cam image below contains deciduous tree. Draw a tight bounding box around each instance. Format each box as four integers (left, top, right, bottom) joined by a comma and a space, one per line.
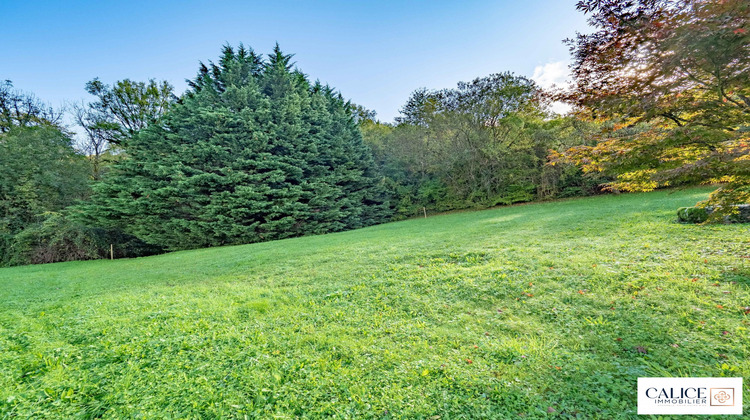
0, 126, 91, 264
83, 78, 175, 146
561, 0, 750, 216
0, 81, 63, 132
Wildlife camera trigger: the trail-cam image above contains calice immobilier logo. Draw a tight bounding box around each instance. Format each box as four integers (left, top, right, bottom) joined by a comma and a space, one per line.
638, 377, 743, 415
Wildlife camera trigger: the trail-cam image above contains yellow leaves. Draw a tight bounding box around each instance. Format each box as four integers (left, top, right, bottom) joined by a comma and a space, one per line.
658, 143, 704, 163
611, 169, 659, 192
551, 121, 746, 198
546, 149, 567, 166
613, 123, 628, 131
708, 175, 738, 183
612, 116, 640, 130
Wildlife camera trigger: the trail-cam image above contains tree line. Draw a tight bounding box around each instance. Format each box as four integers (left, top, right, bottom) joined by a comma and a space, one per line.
1, 45, 391, 265
357, 74, 608, 219
1, 0, 747, 266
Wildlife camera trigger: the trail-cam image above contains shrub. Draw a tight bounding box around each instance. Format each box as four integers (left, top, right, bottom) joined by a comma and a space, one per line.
676, 207, 709, 223
3, 212, 160, 266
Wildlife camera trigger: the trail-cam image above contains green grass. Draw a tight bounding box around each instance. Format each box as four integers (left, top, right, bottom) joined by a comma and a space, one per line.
1, 187, 748, 419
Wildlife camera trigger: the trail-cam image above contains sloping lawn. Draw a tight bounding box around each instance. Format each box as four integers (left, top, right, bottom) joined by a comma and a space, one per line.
1, 187, 748, 418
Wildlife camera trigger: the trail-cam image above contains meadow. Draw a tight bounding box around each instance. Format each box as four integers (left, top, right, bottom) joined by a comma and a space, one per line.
1, 187, 748, 418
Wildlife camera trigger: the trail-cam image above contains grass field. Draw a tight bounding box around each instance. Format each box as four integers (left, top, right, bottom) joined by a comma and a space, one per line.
1, 187, 748, 418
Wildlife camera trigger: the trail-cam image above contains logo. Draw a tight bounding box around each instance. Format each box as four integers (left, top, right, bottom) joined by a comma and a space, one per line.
638, 377, 743, 415
711, 388, 734, 406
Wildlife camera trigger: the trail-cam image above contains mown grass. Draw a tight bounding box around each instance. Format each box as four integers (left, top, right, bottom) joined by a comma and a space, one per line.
0, 187, 748, 419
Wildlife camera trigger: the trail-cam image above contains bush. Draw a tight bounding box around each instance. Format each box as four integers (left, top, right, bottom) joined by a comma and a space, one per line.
676, 206, 709, 223
3, 212, 160, 266
490, 184, 535, 206
678, 204, 750, 224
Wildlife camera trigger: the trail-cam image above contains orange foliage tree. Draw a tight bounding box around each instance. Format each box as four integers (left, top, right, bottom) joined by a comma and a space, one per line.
557, 0, 749, 218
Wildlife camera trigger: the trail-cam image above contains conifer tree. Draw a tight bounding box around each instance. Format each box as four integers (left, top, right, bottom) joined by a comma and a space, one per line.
83, 44, 390, 250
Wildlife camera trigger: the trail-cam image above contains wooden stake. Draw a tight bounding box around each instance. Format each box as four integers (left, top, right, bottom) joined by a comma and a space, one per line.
110, 244, 114, 260
423, 207, 427, 218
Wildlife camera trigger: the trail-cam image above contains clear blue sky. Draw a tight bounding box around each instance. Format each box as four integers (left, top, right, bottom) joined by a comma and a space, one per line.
1, 0, 590, 123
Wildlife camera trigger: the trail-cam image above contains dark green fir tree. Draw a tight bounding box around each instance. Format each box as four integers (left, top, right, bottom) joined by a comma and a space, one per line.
83, 44, 391, 251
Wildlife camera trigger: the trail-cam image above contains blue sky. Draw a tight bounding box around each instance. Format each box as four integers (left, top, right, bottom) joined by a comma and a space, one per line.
1, 0, 590, 123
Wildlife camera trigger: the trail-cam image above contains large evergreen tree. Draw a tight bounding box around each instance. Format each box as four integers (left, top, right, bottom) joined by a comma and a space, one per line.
83, 44, 390, 250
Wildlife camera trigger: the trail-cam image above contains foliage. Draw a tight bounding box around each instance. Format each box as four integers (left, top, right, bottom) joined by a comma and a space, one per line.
71, 78, 175, 179
6, 212, 160, 266
0, 126, 91, 265
676, 206, 709, 223
83, 44, 391, 251
2, 188, 748, 418
347, 103, 378, 125
362, 76, 607, 217
83, 78, 175, 146
0, 81, 63, 133
561, 0, 750, 216
678, 204, 750, 224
